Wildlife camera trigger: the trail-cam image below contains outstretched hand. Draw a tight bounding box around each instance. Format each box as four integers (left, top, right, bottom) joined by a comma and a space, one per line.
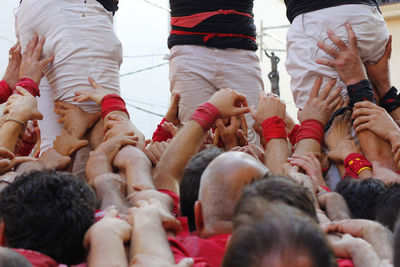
19, 34, 54, 85
3, 41, 22, 89
208, 88, 250, 118
74, 77, 111, 105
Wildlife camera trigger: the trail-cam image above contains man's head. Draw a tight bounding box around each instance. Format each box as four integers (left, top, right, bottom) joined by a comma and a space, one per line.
180, 147, 223, 232
233, 175, 318, 229
195, 152, 269, 237
335, 178, 387, 220
0, 170, 97, 265
375, 182, 400, 231
223, 203, 337, 267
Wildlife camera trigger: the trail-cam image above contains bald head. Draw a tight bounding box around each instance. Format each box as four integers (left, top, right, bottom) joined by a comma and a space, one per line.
198, 152, 269, 225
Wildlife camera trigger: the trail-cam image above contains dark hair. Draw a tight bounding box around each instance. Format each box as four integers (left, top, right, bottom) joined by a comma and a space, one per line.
335, 178, 387, 220
394, 217, 400, 267
223, 203, 337, 267
376, 182, 400, 231
0, 247, 32, 267
0, 170, 97, 265
180, 147, 223, 231
233, 175, 318, 229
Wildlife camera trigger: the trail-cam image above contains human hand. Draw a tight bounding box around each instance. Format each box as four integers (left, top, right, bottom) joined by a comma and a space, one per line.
4, 87, 43, 122
317, 191, 351, 221
20, 120, 40, 144
352, 101, 399, 143
127, 189, 173, 213
283, 163, 317, 194
297, 77, 342, 125
316, 24, 367, 86
327, 135, 360, 163
39, 147, 71, 170
365, 36, 392, 98
288, 152, 327, 187
215, 117, 242, 151
74, 77, 111, 105
84, 209, 132, 249
3, 42, 22, 89
104, 114, 134, 140
323, 219, 393, 261
161, 121, 179, 137
54, 101, 101, 139
86, 135, 138, 179
144, 141, 169, 166
165, 93, 181, 126
19, 34, 54, 85
208, 88, 250, 118
231, 144, 266, 163
129, 199, 182, 233
251, 91, 286, 124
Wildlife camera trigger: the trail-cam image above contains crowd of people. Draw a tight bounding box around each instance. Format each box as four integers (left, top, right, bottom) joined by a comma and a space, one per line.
0, 0, 399, 266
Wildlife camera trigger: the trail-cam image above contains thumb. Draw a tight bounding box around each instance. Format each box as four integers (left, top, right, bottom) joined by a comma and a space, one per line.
177, 258, 194, 267
32, 110, 44, 120
15, 86, 31, 97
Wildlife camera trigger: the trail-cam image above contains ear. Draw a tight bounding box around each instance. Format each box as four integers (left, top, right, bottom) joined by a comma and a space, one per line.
0, 221, 6, 246
194, 201, 204, 234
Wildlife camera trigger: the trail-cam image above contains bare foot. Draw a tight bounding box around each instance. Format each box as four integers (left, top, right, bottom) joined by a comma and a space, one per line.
53, 130, 89, 156
39, 147, 71, 170
54, 102, 101, 139
325, 110, 352, 151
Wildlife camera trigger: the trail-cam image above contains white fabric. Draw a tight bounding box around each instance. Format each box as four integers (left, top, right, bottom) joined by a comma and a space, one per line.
15, 0, 123, 151
169, 45, 264, 144
286, 4, 389, 109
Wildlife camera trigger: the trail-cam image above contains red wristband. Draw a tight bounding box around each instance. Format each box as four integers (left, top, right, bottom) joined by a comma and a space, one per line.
288, 124, 301, 147
343, 153, 372, 179
101, 94, 129, 119
296, 119, 324, 145
261, 116, 287, 145
320, 185, 331, 192
14, 77, 40, 97
152, 118, 173, 142
191, 102, 220, 131
0, 80, 12, 104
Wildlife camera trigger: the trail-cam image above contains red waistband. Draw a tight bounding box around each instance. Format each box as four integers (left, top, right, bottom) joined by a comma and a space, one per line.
171, 9, 252, 28
170, 30, 256, 43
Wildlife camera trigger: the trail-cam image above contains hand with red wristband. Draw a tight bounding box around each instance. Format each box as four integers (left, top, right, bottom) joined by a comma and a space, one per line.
327, 135, 360, 164
3, 41, 22, 90
344, 153, 373, 178
191, 88, 250, 131
19, 34, 54, 86
251, 91, 287, 145
4, 87, 43, 123
288, 152, 327, 187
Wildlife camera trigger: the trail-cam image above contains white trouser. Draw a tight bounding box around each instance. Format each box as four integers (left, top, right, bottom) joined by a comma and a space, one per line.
169, 45, 264, 144
15, 0, 123, 151
286, 4, 389, 109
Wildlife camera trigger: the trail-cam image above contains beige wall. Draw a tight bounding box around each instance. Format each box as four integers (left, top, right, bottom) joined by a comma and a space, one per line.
382, 3, 400, 88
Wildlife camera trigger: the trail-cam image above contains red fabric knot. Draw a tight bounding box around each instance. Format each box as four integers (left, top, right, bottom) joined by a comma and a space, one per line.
0, 80, 12, 104
101, 94, 129, 119
288, 124, 301, 147
343, 153, 372, 179
296, 119, 324, 145
17, 140, 36, 156
152, 118, 173, 142
14, 77, 40, 97
191, 102, 220, 131
261, 116, 287, 146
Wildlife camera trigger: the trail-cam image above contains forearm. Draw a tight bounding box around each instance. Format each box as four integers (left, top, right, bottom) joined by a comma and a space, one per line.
92, 173, 130, 213
119, 146, 154, 194
131, 214, 175, 263
154, 121, 205, 193
87, 233, 128, 267
347, 239, 384, 267
294, 139, 320, 156
265, 139, 291, 175
0, 121, 23, 151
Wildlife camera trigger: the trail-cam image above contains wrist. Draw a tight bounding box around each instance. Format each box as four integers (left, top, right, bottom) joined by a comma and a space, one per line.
191, 102, 220, 131
345, 75, 367, 87
388, 131, 400, 148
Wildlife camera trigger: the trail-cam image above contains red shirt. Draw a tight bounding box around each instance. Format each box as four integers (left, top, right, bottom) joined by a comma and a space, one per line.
169, 221, 230, 267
